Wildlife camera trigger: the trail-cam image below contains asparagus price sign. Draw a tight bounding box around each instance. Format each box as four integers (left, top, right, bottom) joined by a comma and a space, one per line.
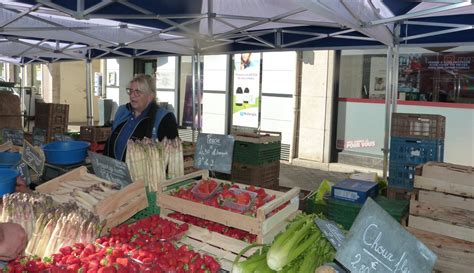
22, 140, 45, 175
335, 198, 437, 273
194, 133, 235, 174
89, 151, 132, 188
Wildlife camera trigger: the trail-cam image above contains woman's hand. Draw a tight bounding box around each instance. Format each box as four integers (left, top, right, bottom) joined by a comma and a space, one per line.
15, 177, 31, 193
0, 223, 27, 261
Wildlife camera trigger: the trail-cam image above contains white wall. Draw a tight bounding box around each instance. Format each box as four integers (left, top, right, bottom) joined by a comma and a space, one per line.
202, 55, 228, 134
298, 50, 334, 162
260, 51, 297, 145
104, 58, 133, 118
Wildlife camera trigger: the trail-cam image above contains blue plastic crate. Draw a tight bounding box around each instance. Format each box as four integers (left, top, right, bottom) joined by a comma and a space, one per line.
390, 137, 444, 165
388, 162, 418, 189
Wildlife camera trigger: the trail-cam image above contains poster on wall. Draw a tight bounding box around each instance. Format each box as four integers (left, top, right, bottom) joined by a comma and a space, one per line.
182, 75, 203, 128
369, 57, 386, 99
232, 53, 261, 128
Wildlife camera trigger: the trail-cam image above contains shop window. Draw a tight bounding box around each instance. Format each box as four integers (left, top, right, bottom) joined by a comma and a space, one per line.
339, 49, 474, 104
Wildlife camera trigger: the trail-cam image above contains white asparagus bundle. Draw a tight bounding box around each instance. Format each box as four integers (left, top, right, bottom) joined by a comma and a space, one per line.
164, 137, 184, 179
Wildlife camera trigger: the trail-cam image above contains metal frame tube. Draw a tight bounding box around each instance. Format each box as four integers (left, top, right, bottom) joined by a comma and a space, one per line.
192, 54, 196, 141
382, 46, 393, 180
85, 59, 93, 126
197, 52, 202, 132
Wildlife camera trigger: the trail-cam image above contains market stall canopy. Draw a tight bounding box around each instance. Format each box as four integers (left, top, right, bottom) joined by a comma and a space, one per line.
6, 0, 386, 55
0, 1, 195, 61
9, 0, 474, 54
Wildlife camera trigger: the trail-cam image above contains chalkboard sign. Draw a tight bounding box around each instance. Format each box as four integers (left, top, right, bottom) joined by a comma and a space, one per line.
335, 198, 437, 273
16, 161, 31, 186
22, 140, 45, 175
33, 128, 47, 146
194, 133, 235, 174
2, 128, 24, 146
315, 218, 346, 250
89, 151, 132, 188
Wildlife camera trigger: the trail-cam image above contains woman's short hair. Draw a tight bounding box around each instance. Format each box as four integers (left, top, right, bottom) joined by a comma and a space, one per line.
129, 74, 156, 97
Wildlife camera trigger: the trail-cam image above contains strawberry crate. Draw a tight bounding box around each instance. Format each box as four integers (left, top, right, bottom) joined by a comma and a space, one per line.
191, 179, 222, 200
222, 188, 258, 213
391, 113, 445, 140
35, 103, 69, 129
79, 126, 111, 142
157, 169, 300, 244
231, 161, 280, 185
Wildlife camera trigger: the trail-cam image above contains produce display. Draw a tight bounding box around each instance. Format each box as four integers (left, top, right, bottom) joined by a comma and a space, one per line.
41, 178, 120, 211
7, 215, 220, 273
171, 180, 276, 216
126, 137, 184, 192
168, 212, 258, 243
232, 214, 337, 273
1, 192, 102, 258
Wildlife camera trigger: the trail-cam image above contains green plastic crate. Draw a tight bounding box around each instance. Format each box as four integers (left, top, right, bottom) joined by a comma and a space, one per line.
326, 196, 409, 230
233, 141, 281, 165
131, 189, 160, 221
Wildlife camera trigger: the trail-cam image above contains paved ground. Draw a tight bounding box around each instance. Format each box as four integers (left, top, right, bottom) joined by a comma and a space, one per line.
279, 162, 350, 192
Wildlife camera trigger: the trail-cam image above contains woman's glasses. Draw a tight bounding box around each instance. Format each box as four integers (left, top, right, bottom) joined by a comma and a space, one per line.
126, 88, 145, 96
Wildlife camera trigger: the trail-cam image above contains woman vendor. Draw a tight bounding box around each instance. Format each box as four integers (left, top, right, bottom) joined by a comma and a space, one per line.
104, 74, 178, 161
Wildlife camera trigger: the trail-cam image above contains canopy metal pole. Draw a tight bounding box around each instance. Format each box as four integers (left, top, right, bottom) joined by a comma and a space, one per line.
391, 44, 400, 113
85, 58, 93, 126
191, 54, 196, 141
196, 52, 202, 132
20, 64, 26, 130
391, 24, 401, 115
382, 46, 394, 180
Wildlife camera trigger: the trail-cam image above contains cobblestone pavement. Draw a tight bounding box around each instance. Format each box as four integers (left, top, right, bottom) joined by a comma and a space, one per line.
279, 162, 350, 192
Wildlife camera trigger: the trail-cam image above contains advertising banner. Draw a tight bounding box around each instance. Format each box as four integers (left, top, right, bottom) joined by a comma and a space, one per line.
232, 53, 261, 128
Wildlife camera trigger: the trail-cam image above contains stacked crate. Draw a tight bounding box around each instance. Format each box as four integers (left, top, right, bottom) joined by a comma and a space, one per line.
388, 113, 445, 196
79, 126, 111, 153
34, 103, 69, 143
407, 162, 473, 273
231, 131, 281, 189
182, 141, 197, 174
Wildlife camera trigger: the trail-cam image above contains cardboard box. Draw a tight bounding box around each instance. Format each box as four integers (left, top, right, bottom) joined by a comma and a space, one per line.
331, 179, 378, 204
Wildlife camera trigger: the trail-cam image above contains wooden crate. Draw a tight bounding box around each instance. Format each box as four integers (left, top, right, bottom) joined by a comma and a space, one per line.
79, 126, 111, 142
387, 186, 413, 200
163, 213, 258, 272
406, 226, 474, 273
36, 166, 148, 229
409, 190, 474, 243
157, 170, 300, 244
232, 130, 282, 144
417, 161, 472, 184
35, 103, 69, 129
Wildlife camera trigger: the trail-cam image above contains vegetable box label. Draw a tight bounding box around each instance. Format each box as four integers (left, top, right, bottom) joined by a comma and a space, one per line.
335, 198, 437, 273
194, 133, 235, 174
22, 140, 45, 175
89, 151, 132, 188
